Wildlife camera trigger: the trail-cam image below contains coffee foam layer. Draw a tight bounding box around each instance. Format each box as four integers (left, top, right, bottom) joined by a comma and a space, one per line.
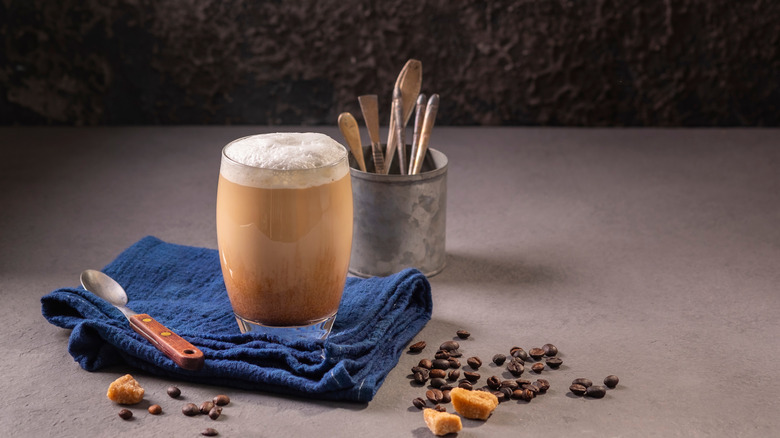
221, 133, 349, 188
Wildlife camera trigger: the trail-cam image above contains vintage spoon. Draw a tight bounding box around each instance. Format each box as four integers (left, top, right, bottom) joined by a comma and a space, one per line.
80, 269, 205, 370
384, 59, 422, 173
410, 93, 439, 175
358, 95, 385, 174
338, 112, 367, 172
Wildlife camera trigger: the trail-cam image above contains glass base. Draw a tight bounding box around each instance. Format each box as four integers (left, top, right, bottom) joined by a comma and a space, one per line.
234, 312, 337, 341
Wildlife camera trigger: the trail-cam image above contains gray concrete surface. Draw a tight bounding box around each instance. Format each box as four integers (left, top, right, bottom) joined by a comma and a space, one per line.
1, 127, 779, 437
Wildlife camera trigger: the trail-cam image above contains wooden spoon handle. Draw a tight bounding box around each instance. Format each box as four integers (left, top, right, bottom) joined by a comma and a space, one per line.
338, 112, 367, 172
129, 314, 205, 371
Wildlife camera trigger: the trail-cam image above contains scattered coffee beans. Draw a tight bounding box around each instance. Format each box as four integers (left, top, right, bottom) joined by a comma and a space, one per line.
118, 408, 133, 420
419, 359, 433, 369
585, 385, 607, 399
531, 362, 545, 373
182, 403, 200, 416
486, 376, 501, 390
500, 380, 519, 390
498, 387, 513, 401
441, 389, 452, 404
430, 378, 447, 389
148, 404, 162, 415
569, 384, 587, 396
572, 378, 593, 388
167, 385, 181, 398
208, 406, 222, 420
545, 357, 563, 369
201, 428, 219, 436
604, 375, 620, 388
413, 397, 427, 409
456, 330, 471, 339
492, 354, 506, 366
448, 358, 461, 369
458, 380, 473, 390
447, 369, 460, 381
542, 343, 558, 357
432, 404, 447, 412
529, 348, 545, 360
409, 341, 426, 353
535, 379, 550, 393
200, 401, 215, 415
515, 378, 532, 386
466, 356, 483, 370
510, 347, 529, 361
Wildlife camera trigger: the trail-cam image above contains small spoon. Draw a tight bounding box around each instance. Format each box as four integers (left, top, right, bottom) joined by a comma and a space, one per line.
80, 269, 205, 371
411, 93, 439, 175
385, 59, 422, 173
338, 112, 367, 172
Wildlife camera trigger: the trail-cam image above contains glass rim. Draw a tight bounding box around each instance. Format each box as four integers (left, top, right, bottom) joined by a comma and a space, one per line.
221, 135, 348, 173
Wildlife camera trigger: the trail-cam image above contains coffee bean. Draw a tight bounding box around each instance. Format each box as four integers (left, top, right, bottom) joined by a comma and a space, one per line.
426, 388, 444, 403
412, 397, 427, 409
447, 369, 460, 381
447, 349, 463, 358
500, 380, 519, 390
412, 366, 430, 377
463, 371, 480, 382
434, 350, 450, 360
213, 394, 230, 406
182, 403, 200, 416
515, 378, 532, 386
492, 390, 508, 402
492, 354, 507, 366
458, 380, 473, 390
572, 378, 593, 388
419, 359, 433, 369
456, 330, 471, 339
430, 369, 446, 379
440, 340, 460, 351
545, 357, 563, 369
441, 389, 452, 404
413, 371, 429, 385
542, 343, 558, 356
167, 385, 181, 398
409, 341, 426, 353
604, 375, 620, 388
432, 359, 450, 370
208, 406, 222, 420
430, 378, 447, 389
433, 404, 447, 412
529, 348, 545, 360
118, 408, 133, 420
510, 347, 528, 361
201, 428, 218, 437
506, 360, 524, 376
486, 375, 501, 390
499, 387, 514, 401
585, 385, 607, 399
448, 358, 461, 369
466, 357, 483, 370
522, 383, 540, 395
200, 401, 215, 415
531, 362, 545, 373
569, 383, 587, 396
148, 404, 162, 415
512, 389, 534, 401
535, 379, 550, 392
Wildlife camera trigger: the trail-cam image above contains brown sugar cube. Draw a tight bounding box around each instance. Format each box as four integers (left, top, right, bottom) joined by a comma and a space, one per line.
423, 408, 463, 436
450, 387, 499, 420
106, 374, 145, 405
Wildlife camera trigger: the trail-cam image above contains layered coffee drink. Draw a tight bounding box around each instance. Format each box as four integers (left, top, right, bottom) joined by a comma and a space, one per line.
216, 133, 353, 338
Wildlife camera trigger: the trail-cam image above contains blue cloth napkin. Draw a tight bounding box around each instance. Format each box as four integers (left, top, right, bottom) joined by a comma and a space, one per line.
41, 236, 432, 402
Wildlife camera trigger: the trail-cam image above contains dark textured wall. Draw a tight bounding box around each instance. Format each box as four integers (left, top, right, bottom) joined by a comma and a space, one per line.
1, 0, 778, 126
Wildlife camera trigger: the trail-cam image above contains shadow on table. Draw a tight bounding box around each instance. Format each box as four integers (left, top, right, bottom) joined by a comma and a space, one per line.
433, 251, 565, 287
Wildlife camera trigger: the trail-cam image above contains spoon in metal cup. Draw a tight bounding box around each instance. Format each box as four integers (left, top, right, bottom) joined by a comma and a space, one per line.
80, 269, 205, 370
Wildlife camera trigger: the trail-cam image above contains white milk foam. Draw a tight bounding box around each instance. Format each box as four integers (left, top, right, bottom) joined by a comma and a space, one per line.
221, 133, 348, 189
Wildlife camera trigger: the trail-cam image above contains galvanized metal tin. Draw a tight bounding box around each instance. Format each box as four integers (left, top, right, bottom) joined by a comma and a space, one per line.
348, 145, 447, 278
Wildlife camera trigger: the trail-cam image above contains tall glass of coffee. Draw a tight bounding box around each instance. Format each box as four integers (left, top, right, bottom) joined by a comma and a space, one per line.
216, 133, 353, 340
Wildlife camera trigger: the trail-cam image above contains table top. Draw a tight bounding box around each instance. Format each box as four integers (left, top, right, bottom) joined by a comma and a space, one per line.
2, 126, 779, 437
